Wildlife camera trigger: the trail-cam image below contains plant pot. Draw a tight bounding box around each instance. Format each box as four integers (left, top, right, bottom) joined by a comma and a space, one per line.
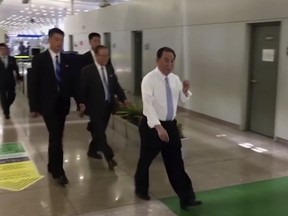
126, 121, 141, 144
113, 115, 127, 138
108, 115, 114, 129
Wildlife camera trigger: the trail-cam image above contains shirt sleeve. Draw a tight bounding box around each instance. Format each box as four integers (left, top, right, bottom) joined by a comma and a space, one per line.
142, 75, 161, 128
178, 77, 192, 103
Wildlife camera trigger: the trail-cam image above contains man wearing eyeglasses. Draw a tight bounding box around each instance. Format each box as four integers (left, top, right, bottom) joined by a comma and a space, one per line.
78, 45, 128, 170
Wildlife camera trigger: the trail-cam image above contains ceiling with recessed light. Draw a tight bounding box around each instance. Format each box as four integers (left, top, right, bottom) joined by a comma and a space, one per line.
0, 0, 128, 33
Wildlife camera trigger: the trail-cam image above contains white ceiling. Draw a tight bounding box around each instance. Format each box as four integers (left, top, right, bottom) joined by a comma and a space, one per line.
0, 0, 128, 32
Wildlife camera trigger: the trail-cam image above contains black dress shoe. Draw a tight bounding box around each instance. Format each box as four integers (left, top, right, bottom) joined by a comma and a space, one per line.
87, 152, 102, 159
55, 175, 69, 186
108, 159, 117, 170
136, 192, 151, 200
180, 200, 202, 210
5, 115, 10, 120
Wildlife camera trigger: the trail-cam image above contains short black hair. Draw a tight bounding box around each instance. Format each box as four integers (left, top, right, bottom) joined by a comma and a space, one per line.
48, 28, 64, 38
95, 45, 108, 54
157, 47, 176, 59
88, 32, 101, 40
0, 43, 8, 48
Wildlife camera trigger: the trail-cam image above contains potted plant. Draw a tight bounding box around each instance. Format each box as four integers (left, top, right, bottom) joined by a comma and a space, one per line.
114, 103, 185, 140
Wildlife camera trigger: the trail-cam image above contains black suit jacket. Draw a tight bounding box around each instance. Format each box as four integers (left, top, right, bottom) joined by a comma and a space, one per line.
0, 56, 20, 90
30, 50, 73, 116
74, 51, 113, 103
79, 63, 126, 117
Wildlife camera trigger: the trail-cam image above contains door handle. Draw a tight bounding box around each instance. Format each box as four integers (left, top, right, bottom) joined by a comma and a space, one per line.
250, 80, 258, 83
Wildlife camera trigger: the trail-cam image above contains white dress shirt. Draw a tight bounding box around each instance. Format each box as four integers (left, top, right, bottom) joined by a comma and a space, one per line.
142, 67, 192, 128
49, 49, 61, 76
0, 55, 8, 68
94, 60, 109, 101
91, 50, 96, 63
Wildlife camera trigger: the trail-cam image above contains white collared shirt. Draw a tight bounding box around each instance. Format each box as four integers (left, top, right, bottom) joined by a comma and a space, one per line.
142, 67, 192, 128
49, 49, 61, 75
91, 50, 96, 64
95, 60, 109, 100
0, 55, 8, 68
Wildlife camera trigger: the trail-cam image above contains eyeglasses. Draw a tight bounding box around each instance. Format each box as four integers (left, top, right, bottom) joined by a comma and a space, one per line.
97, 54, 109, 58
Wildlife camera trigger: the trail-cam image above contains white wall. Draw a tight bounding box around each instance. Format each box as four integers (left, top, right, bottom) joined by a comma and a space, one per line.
64, 0, 288, 139
73, 33, 93, 54
182, 23, 248, 124
0, 29, 6, 43
111, 31, 133, 92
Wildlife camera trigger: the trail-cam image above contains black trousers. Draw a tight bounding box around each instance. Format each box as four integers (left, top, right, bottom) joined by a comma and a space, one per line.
89, 102, 114, 161
0, 87, 16, 116
135, 117, 196, 203
43, 100, 67, 178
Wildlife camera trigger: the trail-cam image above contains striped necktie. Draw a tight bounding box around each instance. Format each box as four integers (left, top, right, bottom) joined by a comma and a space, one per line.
55, 55, 61, 82
165, 77, 174, 120
101, 66, 110, 101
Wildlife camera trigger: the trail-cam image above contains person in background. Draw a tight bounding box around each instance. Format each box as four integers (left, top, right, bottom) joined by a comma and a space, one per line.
0, 43, 22, 119
18, 41, 26, 55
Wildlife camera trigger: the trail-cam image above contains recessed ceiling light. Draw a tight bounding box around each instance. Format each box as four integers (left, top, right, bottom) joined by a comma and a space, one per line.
51, 11, 55, 13
84, 10, 89, 12
76, 9, 80, 12
28, 12, 32, 14
36, 12, 40, 15
20, 11, 24, 13
31, 4, 35, 7
33, 9, 38, 11
25, 8, 29, 10
43, 13, 47, 16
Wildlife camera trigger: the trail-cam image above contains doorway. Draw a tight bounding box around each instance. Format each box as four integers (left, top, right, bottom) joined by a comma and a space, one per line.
132, 31, 143, 96
247, 22, 281, 137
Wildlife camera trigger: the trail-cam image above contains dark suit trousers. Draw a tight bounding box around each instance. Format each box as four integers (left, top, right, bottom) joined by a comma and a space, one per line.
0, 87, 16, 116
135, 117, 196, 203
43, 98, 67, 177
89, 102, 114, 161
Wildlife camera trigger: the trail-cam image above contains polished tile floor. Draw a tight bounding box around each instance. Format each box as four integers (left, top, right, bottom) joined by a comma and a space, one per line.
1, 91, 288, 216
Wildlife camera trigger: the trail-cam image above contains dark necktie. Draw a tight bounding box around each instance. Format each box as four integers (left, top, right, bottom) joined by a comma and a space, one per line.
101, 66, 110, 101
55, 55, 61, 82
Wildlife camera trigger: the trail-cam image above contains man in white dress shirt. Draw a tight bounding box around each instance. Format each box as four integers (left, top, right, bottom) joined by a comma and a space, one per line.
134, 47, 202, 210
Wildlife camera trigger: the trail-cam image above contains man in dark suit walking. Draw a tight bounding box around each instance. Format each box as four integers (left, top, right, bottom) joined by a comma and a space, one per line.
0, 43, 22, 119
79, 45, 127, 170
30, 28, 73, 185
80, 32, 113, 159
82, 32, 100, 67
81, 32, 113, 68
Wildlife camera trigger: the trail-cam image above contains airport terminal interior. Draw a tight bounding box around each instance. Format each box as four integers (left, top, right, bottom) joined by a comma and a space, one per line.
1, 0, 288, 216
